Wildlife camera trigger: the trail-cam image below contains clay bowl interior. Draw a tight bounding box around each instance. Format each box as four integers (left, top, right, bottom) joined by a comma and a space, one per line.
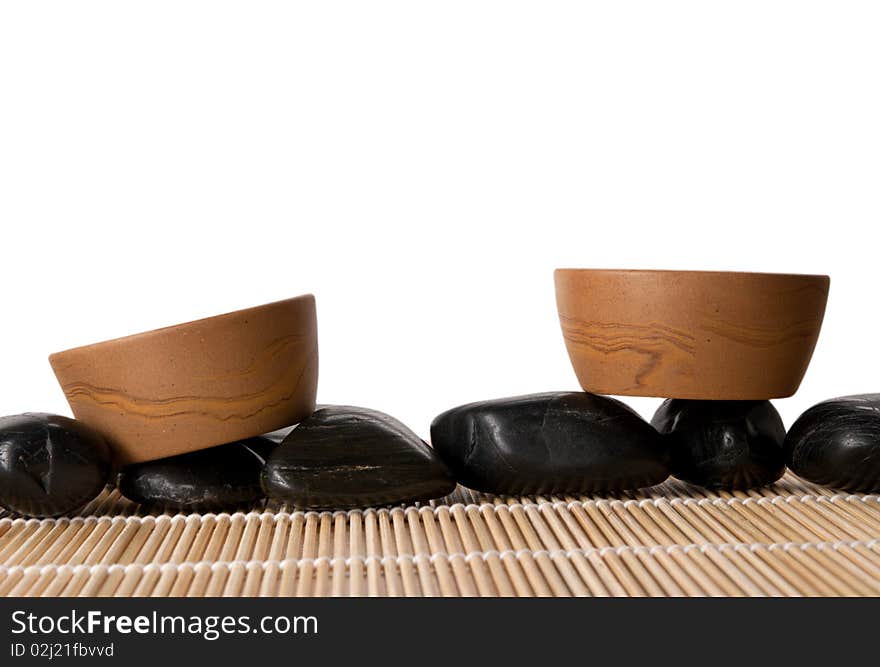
554, 269, 829, 400
49, 295, 318, 464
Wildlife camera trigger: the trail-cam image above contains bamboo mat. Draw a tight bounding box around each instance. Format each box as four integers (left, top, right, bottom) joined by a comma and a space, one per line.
2, 473, 880, 597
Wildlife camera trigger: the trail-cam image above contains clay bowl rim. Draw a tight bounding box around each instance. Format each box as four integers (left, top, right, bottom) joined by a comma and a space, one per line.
48, 294, 316, 361
554, 268, 830, 282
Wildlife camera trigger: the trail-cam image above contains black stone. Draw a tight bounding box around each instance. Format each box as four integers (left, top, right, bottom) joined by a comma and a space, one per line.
118, 437, 274, 511
262, 406, 456, 510
651, 400, 786, 490
430, 392, 669, 496
0, 413, 111, 518
785, 394, 880, 492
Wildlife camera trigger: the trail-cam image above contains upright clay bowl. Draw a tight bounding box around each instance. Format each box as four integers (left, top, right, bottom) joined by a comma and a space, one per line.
554, 269, 829, 400
49, 295, 318, 464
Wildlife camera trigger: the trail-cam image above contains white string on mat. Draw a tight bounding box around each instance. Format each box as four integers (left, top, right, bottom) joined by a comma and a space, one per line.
2, 491, 878, 529
2, 536, 879, 578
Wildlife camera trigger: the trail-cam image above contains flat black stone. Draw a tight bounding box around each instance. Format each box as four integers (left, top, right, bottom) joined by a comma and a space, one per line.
0, 413, 111, 518
430, 392, 669, 496
118, 437, 274, 511
651, 400, 786, 490
262, 406, 456, 510
785, 394, 880, 492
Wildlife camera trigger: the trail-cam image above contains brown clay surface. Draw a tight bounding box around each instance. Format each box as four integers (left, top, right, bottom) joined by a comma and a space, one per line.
49, 295, 318, 464
554, 269, 829, 400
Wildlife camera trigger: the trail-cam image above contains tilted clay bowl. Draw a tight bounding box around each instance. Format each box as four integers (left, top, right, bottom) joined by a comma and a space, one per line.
49, 295, 318, 464
554, 269, 829, 400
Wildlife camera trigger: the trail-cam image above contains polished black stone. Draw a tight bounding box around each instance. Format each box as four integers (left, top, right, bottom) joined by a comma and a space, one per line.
262, 406, 455, 510
651, 400, 786, 490
0, 413, 111, 518
430, 392, 669, 495
785, 394, 880, 492
118, 437, 274, 511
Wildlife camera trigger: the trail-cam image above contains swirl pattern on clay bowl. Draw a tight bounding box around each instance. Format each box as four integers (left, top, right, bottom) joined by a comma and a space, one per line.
49, 295, 318, 464
554, 269, 829, 400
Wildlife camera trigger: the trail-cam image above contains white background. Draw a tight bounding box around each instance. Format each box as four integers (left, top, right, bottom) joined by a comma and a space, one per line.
1, 2, 878, 437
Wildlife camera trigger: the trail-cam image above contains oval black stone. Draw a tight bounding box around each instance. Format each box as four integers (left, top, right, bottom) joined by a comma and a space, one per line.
0, 413, 111, 518
118, 437, 274, 511
785, 394, 880, 492
262, 406, 456, 510
430, 392, 669, 495
651, 400, 785, 490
